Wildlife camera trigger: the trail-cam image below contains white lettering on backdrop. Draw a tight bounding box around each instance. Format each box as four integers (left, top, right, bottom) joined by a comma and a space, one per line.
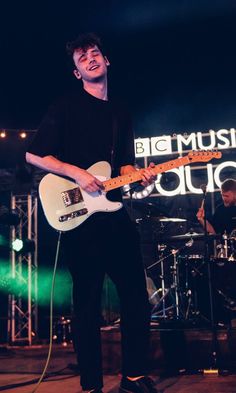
129, 128, 236, 198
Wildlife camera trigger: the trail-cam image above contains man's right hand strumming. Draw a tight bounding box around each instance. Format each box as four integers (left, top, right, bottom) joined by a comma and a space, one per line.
73, 168, 104, 193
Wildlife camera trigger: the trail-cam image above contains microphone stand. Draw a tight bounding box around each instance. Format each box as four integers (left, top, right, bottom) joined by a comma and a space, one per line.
202, 189, 219, 374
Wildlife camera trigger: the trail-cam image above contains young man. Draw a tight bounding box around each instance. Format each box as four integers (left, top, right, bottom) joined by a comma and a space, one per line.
26, 33, 158, 393
197, 178, 236, 235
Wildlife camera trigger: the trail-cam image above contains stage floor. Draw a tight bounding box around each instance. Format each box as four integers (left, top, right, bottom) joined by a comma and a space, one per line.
0, 369, 236, 393
1, 327, 236, 392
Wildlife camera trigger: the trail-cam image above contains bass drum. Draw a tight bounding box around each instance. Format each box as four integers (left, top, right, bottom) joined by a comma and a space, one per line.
146, 275, 160, 305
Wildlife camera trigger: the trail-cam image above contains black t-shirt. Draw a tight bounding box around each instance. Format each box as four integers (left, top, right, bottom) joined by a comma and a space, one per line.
210, 203, 236, 235
28, 88, 135, 202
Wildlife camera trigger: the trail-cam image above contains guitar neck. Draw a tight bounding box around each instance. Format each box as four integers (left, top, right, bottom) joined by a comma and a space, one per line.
103, 155, 191, 192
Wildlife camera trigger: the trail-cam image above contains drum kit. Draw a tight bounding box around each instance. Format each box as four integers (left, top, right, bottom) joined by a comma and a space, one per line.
131, 201, 236, 326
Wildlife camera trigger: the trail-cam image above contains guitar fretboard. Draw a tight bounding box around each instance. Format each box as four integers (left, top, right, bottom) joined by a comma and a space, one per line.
103, 155, 191, 192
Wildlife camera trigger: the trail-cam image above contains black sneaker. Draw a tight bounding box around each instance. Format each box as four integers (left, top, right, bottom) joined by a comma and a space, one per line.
120, 376, 161, 393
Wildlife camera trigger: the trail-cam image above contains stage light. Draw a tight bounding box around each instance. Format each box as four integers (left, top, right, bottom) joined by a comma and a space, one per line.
12, 238, 23, 252
0, 130, 6, 138
0, 236, 34, 254
19, 131, 27, 139
11, 238, 35, 254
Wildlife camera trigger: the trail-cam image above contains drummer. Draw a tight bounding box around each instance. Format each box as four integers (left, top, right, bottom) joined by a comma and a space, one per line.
197, 178, 236, 235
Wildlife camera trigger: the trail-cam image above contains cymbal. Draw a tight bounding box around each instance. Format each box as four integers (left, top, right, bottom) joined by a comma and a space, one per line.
170, 232, 220, 240
138, 215, 186, 223
135, 215, 166, 224
159, 217, 186, 223
126, 200, 186, 223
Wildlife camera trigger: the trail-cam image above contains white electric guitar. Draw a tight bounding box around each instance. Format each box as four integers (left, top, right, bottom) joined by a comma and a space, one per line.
39, 150, 222, 232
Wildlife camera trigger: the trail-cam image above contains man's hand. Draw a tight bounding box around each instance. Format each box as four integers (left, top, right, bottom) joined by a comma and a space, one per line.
73, 168, 104, 193
196, 206, 205, 222
196, 203, 216, 234
139, 162, 157, 187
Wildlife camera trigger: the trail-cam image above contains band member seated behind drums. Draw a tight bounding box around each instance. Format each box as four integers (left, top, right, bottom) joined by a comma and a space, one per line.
196, 178, 236, 235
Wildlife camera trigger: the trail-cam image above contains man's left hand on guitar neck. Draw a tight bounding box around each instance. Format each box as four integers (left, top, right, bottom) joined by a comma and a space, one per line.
120, 162, 157, 187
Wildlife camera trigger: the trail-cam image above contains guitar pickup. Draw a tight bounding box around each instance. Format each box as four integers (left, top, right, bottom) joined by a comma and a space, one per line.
61, 187, 83, 207
59, 208, 88, 222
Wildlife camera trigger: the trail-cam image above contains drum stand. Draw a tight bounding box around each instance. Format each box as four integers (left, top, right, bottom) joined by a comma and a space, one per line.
147, 240, 193, 320
172, 250, 180, 319
181, 255, 210, 324
147, 248, 174, 319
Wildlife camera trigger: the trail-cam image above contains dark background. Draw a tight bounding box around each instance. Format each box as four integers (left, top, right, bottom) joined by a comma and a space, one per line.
1, 1, 236, 339
0, 0, 236, 134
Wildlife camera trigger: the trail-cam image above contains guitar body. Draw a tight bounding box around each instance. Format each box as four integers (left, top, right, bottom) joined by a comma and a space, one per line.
39, 161, 123, 231
39, 151, 222, 232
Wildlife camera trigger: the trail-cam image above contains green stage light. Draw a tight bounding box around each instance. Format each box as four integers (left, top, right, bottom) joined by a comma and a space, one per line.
0, 235, 8, 247
37, 267, 72, 307
0, 261, 72, 307
0, 259, 11, 290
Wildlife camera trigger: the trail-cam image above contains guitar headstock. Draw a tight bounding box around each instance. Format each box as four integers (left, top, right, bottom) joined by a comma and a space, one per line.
188, 150, 222, 162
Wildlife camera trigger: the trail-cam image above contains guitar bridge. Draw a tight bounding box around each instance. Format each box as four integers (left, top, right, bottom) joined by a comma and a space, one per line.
61, 187, 83, 207
59, 208, 88, 222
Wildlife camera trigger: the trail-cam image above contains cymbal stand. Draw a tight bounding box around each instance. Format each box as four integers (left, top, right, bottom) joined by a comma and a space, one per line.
223, 231, 228, 259
160, 245, 169, 319
202, 192, 218, 372
147, 246, 173, 319
171, 249, 180, 319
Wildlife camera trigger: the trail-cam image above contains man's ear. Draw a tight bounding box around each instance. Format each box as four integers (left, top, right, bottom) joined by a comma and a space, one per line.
104, 56, 110, 66
73, 69, 82, 79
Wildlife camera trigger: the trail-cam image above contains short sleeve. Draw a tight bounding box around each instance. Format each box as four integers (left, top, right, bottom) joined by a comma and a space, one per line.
27, 98, 66, 159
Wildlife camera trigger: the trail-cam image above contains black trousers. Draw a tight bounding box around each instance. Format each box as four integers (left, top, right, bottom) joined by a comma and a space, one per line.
63, 209, 150, 391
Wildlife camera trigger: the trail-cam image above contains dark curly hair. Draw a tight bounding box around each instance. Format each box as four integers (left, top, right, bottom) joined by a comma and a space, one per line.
66, 32, 105, 70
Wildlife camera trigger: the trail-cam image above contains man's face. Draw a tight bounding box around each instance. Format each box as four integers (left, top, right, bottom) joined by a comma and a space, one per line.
72, 45, 110, 83
221, 190, 236, 207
